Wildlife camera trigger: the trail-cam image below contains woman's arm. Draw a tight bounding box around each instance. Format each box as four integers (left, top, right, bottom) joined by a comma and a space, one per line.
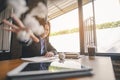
46, 38, 57, 55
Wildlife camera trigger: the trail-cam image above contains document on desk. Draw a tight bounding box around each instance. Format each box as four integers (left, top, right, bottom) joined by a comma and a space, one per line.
21, 56, 57, 62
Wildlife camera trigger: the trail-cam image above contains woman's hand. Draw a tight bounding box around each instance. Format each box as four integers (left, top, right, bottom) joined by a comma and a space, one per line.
45, 52, 54, 57
2, 14, 39, 43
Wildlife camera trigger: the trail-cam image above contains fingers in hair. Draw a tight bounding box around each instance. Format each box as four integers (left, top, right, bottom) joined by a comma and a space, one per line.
30, 33, 39, 43
1, 27, 16, 33
11, 14, 25, 28
2, 19, 19, 30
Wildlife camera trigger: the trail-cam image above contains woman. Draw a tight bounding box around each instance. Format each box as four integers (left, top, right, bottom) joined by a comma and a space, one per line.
2, 14, 57, 58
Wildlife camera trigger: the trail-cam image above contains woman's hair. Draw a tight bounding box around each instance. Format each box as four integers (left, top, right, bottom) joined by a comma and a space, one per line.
45, 21, 51, 37
20, 0, 48, 25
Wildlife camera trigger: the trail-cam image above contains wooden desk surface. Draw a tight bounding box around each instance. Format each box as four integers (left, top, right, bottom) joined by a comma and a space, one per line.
0, 56, 115, 80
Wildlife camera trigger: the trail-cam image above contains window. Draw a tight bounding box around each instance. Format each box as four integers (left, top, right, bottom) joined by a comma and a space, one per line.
49, 9, 79, 52
95, 0, 120, 53
83, 0, 120, 53
49, 0, 120, 54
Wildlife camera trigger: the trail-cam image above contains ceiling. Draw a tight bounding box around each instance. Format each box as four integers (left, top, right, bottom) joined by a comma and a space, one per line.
47, 0, 91, 20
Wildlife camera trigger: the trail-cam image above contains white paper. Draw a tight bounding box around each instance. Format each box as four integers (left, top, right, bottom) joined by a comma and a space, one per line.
50, 60, 82, 69
21, 56, 57, 62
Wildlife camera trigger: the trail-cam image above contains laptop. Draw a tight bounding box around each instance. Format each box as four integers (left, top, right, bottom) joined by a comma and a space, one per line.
7, 60, 93, 80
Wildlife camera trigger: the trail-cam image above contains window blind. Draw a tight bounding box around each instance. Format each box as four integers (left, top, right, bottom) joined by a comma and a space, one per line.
0, 7, 12, 53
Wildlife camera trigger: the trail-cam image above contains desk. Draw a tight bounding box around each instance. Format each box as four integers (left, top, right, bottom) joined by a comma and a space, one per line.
0, 56, 115, 80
